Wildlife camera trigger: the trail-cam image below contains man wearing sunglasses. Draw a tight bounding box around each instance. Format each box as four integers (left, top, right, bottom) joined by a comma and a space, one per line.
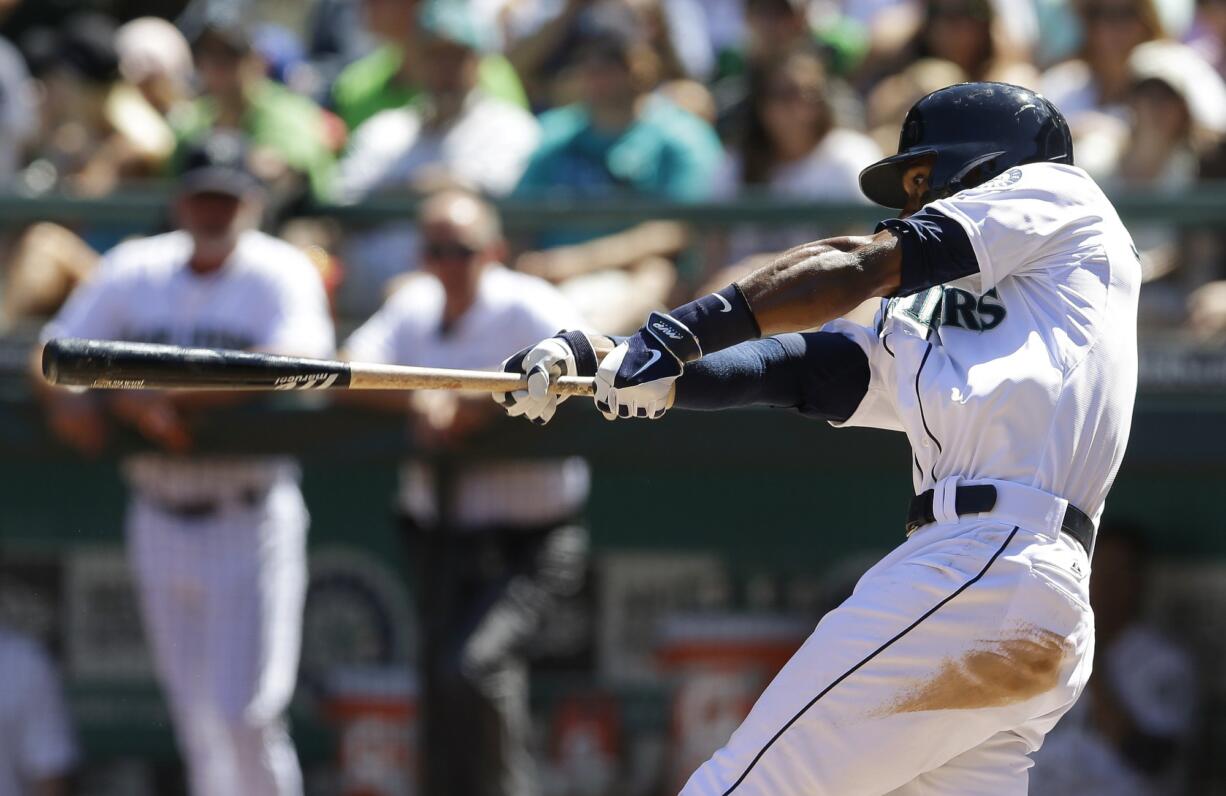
343, 189, 590, 796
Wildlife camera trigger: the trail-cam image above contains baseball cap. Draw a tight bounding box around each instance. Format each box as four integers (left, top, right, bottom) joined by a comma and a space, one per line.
177, 132, 261, 197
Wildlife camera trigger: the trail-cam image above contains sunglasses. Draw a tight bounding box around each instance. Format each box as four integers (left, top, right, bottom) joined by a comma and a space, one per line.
422, 241, 478, 262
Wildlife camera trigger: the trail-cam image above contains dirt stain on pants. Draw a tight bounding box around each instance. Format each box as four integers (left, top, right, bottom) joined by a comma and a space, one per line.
873, 624, 1073, 715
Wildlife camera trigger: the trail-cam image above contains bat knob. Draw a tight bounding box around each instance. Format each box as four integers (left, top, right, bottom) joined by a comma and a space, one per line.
41, 338, 67, 385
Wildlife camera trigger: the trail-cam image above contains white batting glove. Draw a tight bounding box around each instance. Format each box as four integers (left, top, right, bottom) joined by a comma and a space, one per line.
495, 331, 597, 425
594, 312, 694, 420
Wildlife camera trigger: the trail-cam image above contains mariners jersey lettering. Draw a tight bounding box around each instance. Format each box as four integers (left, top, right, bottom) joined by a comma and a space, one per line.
825, 163, 1140, 522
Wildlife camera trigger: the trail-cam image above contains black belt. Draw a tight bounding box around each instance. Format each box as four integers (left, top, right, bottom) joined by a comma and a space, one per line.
148, 486, 269, 521
906, 484, 1095, 556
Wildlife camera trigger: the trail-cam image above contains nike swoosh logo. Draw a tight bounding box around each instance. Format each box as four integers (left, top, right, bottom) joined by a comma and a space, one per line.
628, 349, 662, 379
712, 292, 732, 312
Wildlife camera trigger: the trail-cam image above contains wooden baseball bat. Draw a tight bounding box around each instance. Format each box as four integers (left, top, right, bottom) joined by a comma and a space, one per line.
41, 338, 596, 396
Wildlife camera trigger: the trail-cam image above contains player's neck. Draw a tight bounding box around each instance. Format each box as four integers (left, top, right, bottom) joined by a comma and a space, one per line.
188, 246, 237, 276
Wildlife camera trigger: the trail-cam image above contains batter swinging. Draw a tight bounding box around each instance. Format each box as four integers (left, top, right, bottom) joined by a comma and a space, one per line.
497, 82, 1139, 794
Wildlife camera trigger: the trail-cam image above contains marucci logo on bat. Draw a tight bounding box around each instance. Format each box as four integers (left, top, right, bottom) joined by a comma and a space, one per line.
94, 378, 146, 388
273, 373, 341, 390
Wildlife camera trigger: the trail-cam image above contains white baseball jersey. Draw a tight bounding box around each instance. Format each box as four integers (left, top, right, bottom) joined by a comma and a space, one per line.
344, 265, 591, 528
826, 162, 1140, 523
686, 163, 1137, 795
0, 628, 77, 796
43, 229, 335, 501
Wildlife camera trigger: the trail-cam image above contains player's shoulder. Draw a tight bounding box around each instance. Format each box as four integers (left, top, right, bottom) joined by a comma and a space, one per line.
98, 231, 192, 279
382, 271, 446, 317
485, 265, 567, 307
482, 265, 582, 325
961, 162, 1106, 206
232, 231, 321, 285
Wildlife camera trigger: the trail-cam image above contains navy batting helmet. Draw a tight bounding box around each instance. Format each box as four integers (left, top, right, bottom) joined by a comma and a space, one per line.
859, 82, 1073, 209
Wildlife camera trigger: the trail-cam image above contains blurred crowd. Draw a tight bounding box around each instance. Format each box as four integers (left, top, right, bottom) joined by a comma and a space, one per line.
0, 0, 1225, 334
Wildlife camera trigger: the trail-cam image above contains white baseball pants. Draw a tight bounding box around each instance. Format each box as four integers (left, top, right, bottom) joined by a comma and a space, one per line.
127, 479, 308, 796
683, 488, 1095, 796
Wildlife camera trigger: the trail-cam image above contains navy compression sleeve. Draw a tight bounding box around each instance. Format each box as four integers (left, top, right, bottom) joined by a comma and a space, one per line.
673, 331, 870, 423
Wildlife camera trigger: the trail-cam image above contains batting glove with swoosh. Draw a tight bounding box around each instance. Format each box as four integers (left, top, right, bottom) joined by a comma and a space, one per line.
595, 311, 699, 420
496, 330, 598, 425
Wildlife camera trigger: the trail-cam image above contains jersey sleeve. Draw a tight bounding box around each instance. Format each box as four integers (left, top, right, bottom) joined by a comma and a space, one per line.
821, 309, 905, 432
925, 164, 1094, 292
14, 643, 78, 780
40, 254, 130, 343
257, 256, 336, 358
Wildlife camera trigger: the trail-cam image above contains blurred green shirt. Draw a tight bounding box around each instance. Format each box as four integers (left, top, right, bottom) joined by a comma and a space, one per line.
331, 44, 528, 132
513, 99, 723, 249
172, 79, 337, 201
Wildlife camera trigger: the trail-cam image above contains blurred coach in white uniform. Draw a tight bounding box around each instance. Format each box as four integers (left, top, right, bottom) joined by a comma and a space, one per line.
38, 132, 334, 796
343, 189, 590, 796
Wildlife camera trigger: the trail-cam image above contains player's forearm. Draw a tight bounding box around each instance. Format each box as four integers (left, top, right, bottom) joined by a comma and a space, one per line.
738, 233, 902, 337
673, 333, 870, 422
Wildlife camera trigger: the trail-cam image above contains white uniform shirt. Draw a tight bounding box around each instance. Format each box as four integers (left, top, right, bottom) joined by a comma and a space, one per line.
344, 265, 591, 528
0, 629, 77, 796
826, 163, 1140, 522
43, 230, 336, 502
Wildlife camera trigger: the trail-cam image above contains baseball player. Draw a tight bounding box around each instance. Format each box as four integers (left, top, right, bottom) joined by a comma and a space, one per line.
343, 189, 590, 796
498, 82, 1139, 794
38, 133, 334, 796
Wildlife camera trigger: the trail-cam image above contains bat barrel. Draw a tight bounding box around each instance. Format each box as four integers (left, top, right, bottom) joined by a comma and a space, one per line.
41, 338, 596, 396
42, 338, 352, 391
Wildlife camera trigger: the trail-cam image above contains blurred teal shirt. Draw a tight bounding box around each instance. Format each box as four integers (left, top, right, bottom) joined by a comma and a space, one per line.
513, 99, 723, 248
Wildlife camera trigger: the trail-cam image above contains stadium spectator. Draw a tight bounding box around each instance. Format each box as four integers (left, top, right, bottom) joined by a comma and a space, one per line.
174, 10, 338, 202
0, 624, 77, 796
503, 0, 714, 110
342, 189, 590, 796
115, 16, 195, 119
1030, 526, 1200, 795
707, 46, 881, 274
864, 0, 1038, 91
1040, 0, 1166, 142
0, 223, 101, 334
336, 0, 540, 313
339, 2, 539, 200
330, 0, 526, 133
863, 57, 967, 155
511, 23, 722, 331
19, 12, 172, 196
1078, 41, 1226, 326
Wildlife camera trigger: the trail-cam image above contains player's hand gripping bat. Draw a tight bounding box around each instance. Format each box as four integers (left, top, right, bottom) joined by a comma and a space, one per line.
40, 338, 596, 396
